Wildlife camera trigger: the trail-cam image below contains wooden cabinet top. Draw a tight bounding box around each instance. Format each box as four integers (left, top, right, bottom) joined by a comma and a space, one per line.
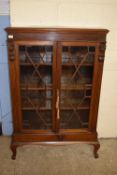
5, 27, 109, 42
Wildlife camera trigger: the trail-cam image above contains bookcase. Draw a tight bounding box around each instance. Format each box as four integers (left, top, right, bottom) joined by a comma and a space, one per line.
6, 28, 109, 159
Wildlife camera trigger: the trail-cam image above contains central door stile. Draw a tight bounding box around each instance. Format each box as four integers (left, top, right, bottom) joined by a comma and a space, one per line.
52, 41, 58, 132
55, 42, 62, 132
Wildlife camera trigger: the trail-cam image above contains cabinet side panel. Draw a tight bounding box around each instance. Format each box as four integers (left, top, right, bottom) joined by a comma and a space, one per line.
8, 40, 21, 132
89, 43, 105, 131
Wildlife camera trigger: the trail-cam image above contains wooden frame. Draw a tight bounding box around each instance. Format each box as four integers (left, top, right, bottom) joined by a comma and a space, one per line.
6, 27, 109, 159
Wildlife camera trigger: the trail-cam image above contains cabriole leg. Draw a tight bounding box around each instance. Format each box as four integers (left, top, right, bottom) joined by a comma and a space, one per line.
93, 143, 100, 158
10, 144, 17, 160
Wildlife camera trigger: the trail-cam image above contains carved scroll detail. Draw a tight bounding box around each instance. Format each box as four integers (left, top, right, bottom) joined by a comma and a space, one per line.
8, 41, 15, 61
98, 42, 106, 62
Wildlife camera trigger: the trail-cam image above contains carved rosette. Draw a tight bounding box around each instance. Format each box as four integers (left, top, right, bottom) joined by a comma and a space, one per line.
98, 42, 106, 62
8, 41, 15, 61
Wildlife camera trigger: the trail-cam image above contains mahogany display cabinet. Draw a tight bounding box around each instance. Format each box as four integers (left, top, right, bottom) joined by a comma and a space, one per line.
6, 27, 109, 159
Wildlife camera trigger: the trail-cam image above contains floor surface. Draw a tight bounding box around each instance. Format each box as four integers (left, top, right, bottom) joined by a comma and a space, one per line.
0, 136, 117, 175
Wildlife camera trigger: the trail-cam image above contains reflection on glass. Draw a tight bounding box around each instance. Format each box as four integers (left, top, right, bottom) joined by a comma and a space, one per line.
20, 46, 53, 64
60, 45, 95, 129
22, 111, 52, 129
19, 45, 53, 130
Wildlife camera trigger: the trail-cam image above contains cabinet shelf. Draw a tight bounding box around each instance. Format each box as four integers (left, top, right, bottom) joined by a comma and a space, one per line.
62, 63, 93, 67
22, 107, 52, 111
20, 62, 93, 67
60, 122, 88, 127
20, 63, 52, 66
21, 84, 52, 90
22, 106, 89, 111
60, 105, 90, 110
21, 84, 92, 91
61, 106, 90, 110
61, 84, 92, 90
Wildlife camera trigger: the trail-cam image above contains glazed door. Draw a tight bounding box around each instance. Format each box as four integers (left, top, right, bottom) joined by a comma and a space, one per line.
16, 41, 56, 132
57, 42, 98, 131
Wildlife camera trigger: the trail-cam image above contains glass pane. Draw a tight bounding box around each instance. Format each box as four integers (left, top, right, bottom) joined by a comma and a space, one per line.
22, 111, 52, 130
19, 45, 53, 130
60, 45, 95, 129
60, 110, 89, 129
20, 45, 52, 64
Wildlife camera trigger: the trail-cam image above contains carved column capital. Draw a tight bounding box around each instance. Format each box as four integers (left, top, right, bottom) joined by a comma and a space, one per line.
8, 41, 15, 61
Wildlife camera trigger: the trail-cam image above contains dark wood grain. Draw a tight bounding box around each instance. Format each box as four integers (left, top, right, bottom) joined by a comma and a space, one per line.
6, 27, 109, 42
6, 27, 109, 159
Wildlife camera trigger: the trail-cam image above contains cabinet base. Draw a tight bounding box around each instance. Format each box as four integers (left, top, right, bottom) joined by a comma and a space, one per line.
10, 132, 100, 160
